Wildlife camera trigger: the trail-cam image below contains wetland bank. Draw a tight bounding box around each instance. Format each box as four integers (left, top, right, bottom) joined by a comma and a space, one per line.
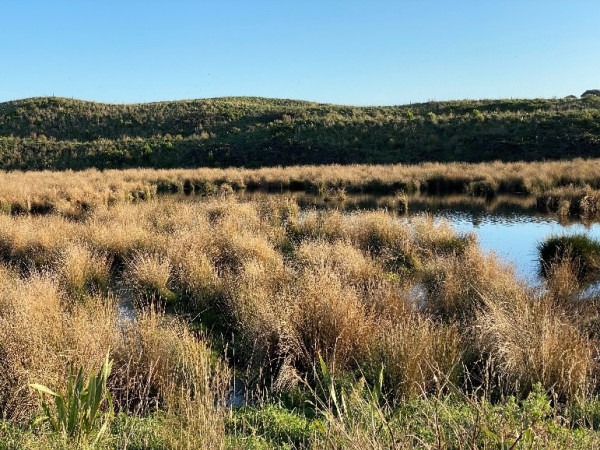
3, 164, 600, 448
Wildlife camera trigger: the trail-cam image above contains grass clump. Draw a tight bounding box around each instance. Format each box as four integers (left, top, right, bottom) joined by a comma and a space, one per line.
363, 316, 462, 399
421, 245, 524, 322
476, 295, 596, 400
125, 252, 178, 305
538, 234, 600, 283
57, 243, 111, 300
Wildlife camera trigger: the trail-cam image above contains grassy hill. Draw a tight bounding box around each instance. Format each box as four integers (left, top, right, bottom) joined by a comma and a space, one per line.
0, 95, 599, 170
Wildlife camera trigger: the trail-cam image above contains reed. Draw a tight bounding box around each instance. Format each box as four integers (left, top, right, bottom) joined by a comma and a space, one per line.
2, 159, 600, 219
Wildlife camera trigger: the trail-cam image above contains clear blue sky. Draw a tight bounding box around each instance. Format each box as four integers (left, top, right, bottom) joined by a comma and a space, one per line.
1, 1, 599, 105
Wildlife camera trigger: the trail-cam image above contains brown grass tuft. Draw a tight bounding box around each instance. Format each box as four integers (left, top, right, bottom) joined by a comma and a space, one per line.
476, 295, 596, 400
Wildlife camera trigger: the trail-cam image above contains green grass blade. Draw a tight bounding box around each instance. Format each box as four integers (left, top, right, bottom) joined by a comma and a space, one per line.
29, 383, 58, 397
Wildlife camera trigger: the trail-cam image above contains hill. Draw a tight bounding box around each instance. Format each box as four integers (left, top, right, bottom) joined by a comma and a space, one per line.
0, 96, 599, 170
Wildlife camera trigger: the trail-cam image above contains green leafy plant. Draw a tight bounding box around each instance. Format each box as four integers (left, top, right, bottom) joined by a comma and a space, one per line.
30, 352, 114, 444
315, 353, 384, 419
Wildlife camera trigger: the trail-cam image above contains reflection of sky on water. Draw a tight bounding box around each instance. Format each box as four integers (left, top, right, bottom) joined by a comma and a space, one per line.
413, 210, 600, 286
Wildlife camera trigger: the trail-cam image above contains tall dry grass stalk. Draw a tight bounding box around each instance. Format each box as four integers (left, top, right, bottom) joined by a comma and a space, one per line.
112, 307, 229, 447
476, 294, 596, 400
289, 270, 374, 372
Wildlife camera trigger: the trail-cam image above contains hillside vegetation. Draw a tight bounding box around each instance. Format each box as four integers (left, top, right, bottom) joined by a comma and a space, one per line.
0, 95, 599, 169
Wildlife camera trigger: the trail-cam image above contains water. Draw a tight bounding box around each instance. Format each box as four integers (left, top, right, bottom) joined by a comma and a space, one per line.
419, 210, 600, 285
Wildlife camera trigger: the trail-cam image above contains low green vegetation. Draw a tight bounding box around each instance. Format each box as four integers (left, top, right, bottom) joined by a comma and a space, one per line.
30, 353, 113, 445
0, 95, 599, 170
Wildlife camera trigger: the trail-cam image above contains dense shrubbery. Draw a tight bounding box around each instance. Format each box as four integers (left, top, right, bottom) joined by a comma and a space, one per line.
0, 95, 599, 169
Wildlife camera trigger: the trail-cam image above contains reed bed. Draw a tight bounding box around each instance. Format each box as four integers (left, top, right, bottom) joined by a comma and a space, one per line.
3, 158, 600, 219
1, 193, 600, 447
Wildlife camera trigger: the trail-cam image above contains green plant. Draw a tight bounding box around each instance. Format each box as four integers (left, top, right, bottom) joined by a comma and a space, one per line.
30, 352, 114, 444
538, 234, 600, 282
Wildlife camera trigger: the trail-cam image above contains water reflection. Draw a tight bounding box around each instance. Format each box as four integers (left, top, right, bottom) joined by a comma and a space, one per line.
412, 209, 600, 286
287, 192, 600, 285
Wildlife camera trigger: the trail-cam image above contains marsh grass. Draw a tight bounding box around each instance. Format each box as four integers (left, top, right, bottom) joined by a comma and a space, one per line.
476, 294, 596, 401
125, 252, 178, 305
537, 186, 600, 218
3, 159, 600, 219
421, 245, 525, 322
1, 191, 600, 446
57, 243, 111, 300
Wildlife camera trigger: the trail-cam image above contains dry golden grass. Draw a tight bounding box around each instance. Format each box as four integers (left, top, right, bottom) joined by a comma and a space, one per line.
365, 315, 463, 399
0, 271, 117, 421
56, 242, 111, 299
289, 270, 374, 372
476, 295, 596, 400
0, 214, 77, 269
1, 187, 600, 444
0, 158, 599, 219
421, 245, 526, 322
544, 257, 583, 304
125, 252, 177, 304
537, 185, 600, 218
168, 239, 220, 310
295, 240, 383, 292
112, 307, 228, 410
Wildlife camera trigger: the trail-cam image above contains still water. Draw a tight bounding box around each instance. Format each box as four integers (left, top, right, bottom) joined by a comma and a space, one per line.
278, 192, 600, 285
421, 210, 600, 285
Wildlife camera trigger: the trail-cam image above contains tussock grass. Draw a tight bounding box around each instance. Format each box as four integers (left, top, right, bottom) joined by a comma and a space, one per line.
364, 315, 462, 399
539, 234, 600, 283
56, 243, 111, 299
112, 307, 228, 411
422, 245, 525, 322
125, 252, 178, 305
0, 272, 117, 421
476, 295, 596, 400
537, 185, 600, 218
0, 214, 76, 269
1, 189, 600, 446
2, 159, 600, 219
290, 270, 374, 372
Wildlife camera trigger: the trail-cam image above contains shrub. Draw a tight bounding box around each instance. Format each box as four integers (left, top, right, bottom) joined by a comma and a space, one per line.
538, 234, 600, 283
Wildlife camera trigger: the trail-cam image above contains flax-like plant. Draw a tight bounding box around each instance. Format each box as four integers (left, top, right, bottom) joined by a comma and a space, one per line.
30, 352, 114, 444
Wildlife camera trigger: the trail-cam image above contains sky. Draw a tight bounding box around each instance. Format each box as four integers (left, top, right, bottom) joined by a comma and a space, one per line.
1, 1, 599, 105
